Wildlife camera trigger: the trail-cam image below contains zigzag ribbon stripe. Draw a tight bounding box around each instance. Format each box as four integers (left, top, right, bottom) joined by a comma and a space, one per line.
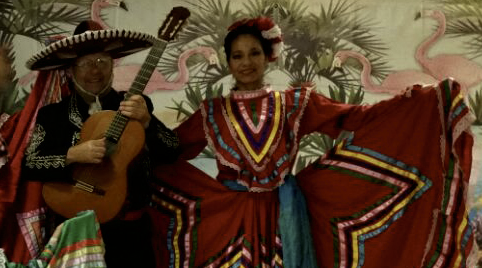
225, 91, 282, 163
150, 182, 201, 268
316, 135, 432, 268
201, 232, 283, 268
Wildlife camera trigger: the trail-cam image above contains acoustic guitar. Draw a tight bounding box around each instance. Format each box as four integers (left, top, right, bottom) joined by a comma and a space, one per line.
42, 7, 190, 223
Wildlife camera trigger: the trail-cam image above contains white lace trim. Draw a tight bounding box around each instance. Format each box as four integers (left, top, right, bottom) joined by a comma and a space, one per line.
0, 113, 10, 129
420, 209, 439, 267
230, 85, 271, 99
221, 91, 286, 172
25, 124, 66, 169
288, 87, 312, 172
0, 248, 6, 268
200, 93, 293, 191
435, 83, 447, 173
200, 101, 241, 176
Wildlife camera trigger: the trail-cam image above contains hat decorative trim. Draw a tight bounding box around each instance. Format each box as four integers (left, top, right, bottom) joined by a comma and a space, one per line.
26, 27, 156, 70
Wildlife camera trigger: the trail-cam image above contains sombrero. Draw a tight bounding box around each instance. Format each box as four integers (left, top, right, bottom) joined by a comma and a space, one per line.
26, 20, 156, 70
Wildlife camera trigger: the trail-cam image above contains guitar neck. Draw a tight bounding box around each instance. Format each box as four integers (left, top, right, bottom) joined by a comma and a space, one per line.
124, 38, 167, 98
105, 38, 167, 144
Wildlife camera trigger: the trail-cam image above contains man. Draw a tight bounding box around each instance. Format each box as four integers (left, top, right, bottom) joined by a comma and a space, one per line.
21, 20, 179, 267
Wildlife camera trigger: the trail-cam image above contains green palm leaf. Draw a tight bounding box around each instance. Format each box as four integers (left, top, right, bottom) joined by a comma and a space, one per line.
173, 0, 242, 47
294, 83, 364, 173
1, 0, 89, 43
0, 43, 29, 114
445, 16, 482, 36
0, 0, 92, 114
157, 0, 242, 87
168, 83, 224, 158
428, 0, 482, 59
469, 87, 482, 125
241, 0, 308, 21
168, 83, 224, 119
280, 0, 388, 88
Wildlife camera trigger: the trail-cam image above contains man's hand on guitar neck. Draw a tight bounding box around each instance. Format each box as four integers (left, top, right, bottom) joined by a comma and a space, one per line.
66, 138, 106, 164
119, 94, 151, 129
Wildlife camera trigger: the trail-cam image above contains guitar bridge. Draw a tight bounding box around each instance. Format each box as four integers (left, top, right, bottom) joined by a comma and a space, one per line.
73, 180, 106, 196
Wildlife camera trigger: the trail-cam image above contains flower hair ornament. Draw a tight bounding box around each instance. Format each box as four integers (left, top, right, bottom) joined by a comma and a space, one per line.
228, 17, 284, 62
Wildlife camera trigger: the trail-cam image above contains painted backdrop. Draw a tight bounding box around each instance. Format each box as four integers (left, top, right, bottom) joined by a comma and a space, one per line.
1, 0, 482, 263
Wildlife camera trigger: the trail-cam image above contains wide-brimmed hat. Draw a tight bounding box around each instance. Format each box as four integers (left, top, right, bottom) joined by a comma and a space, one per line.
26, 20, 156, 70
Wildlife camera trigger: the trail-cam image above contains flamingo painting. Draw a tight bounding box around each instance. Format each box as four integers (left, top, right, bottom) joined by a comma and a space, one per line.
332, 50, 438, 94
91, 0, 128, 29
91, 0, 128, 68
415, 9, 482, 90
112, 46, 219, 94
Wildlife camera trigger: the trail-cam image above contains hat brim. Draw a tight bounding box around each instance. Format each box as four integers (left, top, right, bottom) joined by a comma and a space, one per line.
26, 29, 156, 70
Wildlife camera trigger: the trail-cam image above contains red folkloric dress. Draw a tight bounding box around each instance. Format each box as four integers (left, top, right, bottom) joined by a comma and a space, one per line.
150, 78, 475, 267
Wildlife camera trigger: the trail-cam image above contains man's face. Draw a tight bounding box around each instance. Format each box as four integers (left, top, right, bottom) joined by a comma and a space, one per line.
72, 52, 113, 94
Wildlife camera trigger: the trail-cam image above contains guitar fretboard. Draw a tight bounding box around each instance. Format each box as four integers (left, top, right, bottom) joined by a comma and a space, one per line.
105, 38, 167, 143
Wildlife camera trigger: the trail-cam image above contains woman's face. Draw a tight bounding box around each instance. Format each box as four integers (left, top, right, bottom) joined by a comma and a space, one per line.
228, 34, 268, 91
72, 52, 113, 95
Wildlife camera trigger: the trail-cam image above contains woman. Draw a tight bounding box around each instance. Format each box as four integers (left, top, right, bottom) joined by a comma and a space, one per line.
151, 17, 475, 267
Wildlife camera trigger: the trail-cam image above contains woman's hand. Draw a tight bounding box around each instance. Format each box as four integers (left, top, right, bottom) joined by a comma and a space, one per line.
119, 94, 151, 128
66, 138, 106, 164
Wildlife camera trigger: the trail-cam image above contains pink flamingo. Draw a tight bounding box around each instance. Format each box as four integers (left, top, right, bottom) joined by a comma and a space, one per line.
91, 0, 128, 67
112, 46, 219, 94
17, 71, 38, 88
332, 50, 438, 94
415, 9, 482, 90
91, 0, 128, 29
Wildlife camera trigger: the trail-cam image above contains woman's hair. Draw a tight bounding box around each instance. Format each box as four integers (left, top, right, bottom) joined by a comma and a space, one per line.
223, 24, 273, 62
224, 17, 283, 62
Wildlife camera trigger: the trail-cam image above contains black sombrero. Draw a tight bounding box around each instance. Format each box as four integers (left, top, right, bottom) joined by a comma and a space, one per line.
26, 20, 156, 70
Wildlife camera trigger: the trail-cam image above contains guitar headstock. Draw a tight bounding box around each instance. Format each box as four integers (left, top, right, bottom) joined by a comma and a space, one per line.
157, 6, 190, 41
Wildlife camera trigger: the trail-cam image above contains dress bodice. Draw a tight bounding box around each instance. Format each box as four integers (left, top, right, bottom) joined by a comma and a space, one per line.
177, 86, 312, 191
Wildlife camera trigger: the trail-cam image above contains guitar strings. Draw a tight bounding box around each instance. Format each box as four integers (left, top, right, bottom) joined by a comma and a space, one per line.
105, 40, 167, 142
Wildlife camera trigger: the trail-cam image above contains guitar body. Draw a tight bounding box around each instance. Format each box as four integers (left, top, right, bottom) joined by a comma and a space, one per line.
41, 6, 189, 223
42, 110, 145, 223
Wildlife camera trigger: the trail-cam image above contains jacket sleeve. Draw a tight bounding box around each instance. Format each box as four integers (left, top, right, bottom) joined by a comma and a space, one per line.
143, 95, 181, 163
22, 107, 73, 182
145, 115, 181, 163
